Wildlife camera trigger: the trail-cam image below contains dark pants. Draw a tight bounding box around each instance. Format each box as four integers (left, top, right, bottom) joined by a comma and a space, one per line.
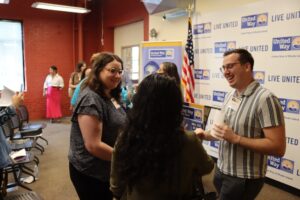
69, 163, 112, 200
213, 168, 264, 200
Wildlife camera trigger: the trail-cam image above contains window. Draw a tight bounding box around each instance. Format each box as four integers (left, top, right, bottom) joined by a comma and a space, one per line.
0, 20, 25, 91
121, 45, 140, 85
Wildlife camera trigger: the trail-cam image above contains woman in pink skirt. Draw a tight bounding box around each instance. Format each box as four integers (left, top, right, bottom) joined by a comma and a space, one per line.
43, 65, 64, 123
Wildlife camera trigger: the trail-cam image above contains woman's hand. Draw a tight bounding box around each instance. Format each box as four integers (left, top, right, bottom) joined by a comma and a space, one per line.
194, 128, 206, 140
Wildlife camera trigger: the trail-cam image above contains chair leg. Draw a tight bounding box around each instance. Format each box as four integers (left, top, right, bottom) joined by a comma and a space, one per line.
11, 166, 32, 191
35, 143, 45, 154
38, 136, 48, 145
34, 156, 39, 166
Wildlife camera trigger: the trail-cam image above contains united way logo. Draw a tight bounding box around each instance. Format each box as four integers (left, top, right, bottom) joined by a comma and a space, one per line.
268, 156, 294, 174
214, 41, 236, 53
144, 61, 159, 76
292, 36, 300, 50
241, 13, 268, 29
281, 158, 294, 174
194, 22, 212, 34
195, 69, 210, 80
213, 91, 226, 102
272, 36, 300, 51
194, 109, 203, 122
149, 49, 174, 59
210, 141, 220, 149
253, 71, 265, 84
279, 98, 300, 114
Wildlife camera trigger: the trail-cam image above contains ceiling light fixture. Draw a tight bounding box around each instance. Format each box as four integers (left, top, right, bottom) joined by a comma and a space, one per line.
162, 9, 188, 20
0, 0, 10, 4
31, 2, 91, 14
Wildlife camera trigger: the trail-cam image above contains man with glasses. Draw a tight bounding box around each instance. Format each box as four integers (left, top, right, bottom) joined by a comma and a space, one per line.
195, 49, 286, 200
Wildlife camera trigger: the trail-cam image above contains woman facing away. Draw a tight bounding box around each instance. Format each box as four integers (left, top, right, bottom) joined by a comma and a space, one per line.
68, 52, 126, 200
110, 74, 214, 200
43, 65, 64, 123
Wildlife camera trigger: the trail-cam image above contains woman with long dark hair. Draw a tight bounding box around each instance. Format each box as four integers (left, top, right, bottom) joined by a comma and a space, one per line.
68, 52, 126, 200
157, 62, 181, 87
110, 74, 213, 199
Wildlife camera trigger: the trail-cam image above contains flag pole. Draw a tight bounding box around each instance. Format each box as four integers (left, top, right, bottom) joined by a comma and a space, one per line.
182, 3, 195, 103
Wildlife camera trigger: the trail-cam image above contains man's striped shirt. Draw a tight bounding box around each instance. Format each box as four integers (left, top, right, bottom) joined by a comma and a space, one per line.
218, 81, 284, 179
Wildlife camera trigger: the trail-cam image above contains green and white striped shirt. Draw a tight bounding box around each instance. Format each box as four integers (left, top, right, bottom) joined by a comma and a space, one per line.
218, 81, 284, 179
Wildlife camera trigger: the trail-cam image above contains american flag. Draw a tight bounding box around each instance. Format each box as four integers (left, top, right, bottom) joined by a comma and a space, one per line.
181, 17, 195, 103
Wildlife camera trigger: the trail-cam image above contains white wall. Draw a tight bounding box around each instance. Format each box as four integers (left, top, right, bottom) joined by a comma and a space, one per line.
114, 21, 144, 56
149, 0, 261, 42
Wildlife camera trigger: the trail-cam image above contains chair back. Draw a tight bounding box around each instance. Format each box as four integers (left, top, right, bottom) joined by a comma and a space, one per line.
10, 114, 22, 130
0, 120, 14, 139
17, 105, 29, 124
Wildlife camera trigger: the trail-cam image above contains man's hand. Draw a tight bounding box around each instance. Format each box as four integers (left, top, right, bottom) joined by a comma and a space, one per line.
213, 124, 240, 144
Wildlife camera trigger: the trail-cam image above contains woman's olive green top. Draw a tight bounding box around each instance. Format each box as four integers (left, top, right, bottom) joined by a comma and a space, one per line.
110, 131, 214, 200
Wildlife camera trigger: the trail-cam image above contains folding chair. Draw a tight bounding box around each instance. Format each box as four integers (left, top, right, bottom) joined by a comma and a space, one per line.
16, 105, 48, 146
1, 120, 39, 166
9, 115, 44, 155
4, 150, 36, 191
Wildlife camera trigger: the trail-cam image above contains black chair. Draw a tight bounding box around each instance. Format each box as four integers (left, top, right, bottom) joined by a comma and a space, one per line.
4, 150, 36, 191
17, 105, 48, 146
1, 122, 33, 151
9, 114, 44, 155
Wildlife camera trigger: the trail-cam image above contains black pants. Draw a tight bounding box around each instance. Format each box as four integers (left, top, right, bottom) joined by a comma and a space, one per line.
213, 168, 264, 200
69, 163, 112, 200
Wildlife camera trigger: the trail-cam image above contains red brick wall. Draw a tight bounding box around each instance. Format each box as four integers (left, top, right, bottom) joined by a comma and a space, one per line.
0, 0, 76, 119
0, 0, 148, 119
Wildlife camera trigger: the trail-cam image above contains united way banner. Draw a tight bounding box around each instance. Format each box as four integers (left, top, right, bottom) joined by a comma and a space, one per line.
182, 102, 204, 131
192, 0, 300, 189
140, 41, 182, 78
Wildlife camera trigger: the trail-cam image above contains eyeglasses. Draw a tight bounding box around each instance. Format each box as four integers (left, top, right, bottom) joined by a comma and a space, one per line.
105, 67, 123, 75
219, 62, 240, 73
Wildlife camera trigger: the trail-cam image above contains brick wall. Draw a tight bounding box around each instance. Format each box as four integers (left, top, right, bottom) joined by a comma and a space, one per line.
0, 0, 148, 119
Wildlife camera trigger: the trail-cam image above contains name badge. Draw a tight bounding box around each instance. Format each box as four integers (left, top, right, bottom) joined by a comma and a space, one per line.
111, 98, 121, 109
227, 96, 242, 112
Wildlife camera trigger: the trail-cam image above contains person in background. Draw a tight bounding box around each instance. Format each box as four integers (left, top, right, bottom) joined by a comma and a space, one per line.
68, 52, 126, 200
68, 61, 87, 99
43, 65, 64, 123
120, 86, 132, 111
110, 74, 214, 199
70, 67, 91, 108
70, 53, 101, 109
157, 62, 181, 87
195, 49, 286, 200
0, 92, 23, 199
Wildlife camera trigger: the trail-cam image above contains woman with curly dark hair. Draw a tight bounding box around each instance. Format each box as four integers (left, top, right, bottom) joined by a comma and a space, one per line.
68, 52, 126, 200
110, 74, 214, 200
